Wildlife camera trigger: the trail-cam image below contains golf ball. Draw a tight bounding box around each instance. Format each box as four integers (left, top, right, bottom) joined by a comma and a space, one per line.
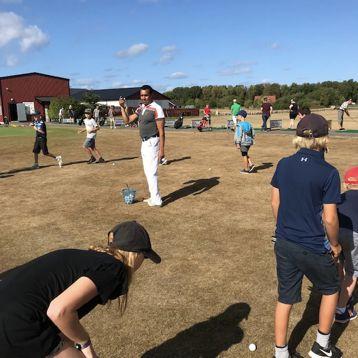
249, 343, 256, 351
112, 163, 115, 166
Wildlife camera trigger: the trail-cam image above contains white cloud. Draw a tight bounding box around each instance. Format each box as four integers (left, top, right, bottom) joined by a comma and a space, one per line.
219, 62, 254, 76
166, 71, 188, 79
20, 25, 49, 52
271, 42, 280, 49
116, 43, 148, 58
5, 54, 18, 66
159, 45, 176, 64
0, 12, 49, 52
72, 78, 100, 89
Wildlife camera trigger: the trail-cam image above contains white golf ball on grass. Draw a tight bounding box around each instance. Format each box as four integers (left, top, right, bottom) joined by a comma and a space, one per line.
248, 343, 256, 352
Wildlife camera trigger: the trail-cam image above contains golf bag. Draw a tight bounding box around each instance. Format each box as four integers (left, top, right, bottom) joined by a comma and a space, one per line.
99, 117, 106, 126
197, 115, 212, 132
174, 113, 184, 129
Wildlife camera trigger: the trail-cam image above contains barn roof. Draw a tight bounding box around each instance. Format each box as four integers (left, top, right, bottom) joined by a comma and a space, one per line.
0, 72, 69, 81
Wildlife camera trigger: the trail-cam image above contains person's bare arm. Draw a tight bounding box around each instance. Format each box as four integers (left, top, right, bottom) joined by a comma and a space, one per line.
345, 109, 350, 117
47, 277, 99, 357
119, 98, 138, 124
156, 119, 165, 159
271, 187, 280, 223
270, 105, 273, 115
322, 203, 341, 259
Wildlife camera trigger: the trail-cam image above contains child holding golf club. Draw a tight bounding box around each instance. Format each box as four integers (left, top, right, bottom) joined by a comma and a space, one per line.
78, 108, 105, 164
0, 221, 161, 358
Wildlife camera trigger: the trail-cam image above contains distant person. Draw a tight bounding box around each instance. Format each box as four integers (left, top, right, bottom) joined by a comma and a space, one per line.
335, 167, 358, 323
231, 99, 241, 127
93, 105, 100, 124
234, 110, 255, 174
261, 97, 273, 132
108, 105, 116, 129
78, 108, 105, 164
31, 112, 62, 169
68, 105, 75, 124
0, 220, 161, 358
203, 104, 211, 125
271, 114, 342, 358
298, 106, 311, 119
337, 98, 353, 130
288, 99, 299, 129
119, 85, 165, 207
3, 116, 9, 127
58, 107, 64, 123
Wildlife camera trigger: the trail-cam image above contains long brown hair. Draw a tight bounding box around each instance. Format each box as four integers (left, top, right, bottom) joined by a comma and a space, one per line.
89, 245, 136, 316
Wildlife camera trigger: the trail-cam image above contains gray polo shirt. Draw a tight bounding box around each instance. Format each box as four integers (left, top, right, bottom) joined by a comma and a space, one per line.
136, 102, 165, 139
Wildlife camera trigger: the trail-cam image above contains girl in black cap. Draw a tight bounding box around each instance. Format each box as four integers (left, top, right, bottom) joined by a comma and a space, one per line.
0, 221, 160, 358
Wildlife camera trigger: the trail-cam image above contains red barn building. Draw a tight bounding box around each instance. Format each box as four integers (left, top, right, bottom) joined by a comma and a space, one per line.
0, 72, 69, 123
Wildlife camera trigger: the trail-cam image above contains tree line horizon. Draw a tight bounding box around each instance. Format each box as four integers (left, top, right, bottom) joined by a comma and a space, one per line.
163, 80, 358, 110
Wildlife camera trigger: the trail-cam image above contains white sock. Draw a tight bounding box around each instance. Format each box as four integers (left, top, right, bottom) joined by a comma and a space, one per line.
275, 345, 289, 358
316, 330, 330, 349
336, 306, 346, 314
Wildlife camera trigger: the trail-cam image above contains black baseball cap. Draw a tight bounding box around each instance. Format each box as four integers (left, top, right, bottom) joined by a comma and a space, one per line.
296, 114, 329, 138
237, 110, 247, 118
108, 221, 161, 263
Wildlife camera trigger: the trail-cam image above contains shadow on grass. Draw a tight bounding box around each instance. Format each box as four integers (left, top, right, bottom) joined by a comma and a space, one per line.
288, 287, 357, 352
166, 156, 191, 165
0, 156, 138, 176
142, 303, 250, 358
162, 177, 220, 206
253, 162, 273, 172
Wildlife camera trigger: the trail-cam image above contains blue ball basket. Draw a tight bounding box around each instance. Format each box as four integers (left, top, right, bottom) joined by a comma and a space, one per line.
122, 187, 136, 204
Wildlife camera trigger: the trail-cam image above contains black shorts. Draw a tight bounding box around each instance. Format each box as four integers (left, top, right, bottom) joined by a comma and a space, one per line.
275, 238, 340, 304
240, 145, 250, 156
33, 137, 49, 155
289, 112, 298, 120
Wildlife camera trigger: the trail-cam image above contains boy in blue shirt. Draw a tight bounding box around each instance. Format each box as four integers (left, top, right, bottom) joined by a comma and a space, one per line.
271, 114, 342, 358
335, 166, 358, 323
235, 110, 255, 174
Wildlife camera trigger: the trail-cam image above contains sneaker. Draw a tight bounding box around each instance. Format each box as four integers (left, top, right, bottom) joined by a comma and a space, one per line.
56, 155, 62, 168
271, 235, 277, 243
335, 307, 357, 323
87, 156, 96, 164
96, 157, 105, 163
160, 157, 168, 165
240, 169, 250, 174
147, 199, 162, 207
308, 342, 343, 357
31, 163, 39, 169
339, 127, 346, 131
143, 198, 150, 203
248, 164, 255, 173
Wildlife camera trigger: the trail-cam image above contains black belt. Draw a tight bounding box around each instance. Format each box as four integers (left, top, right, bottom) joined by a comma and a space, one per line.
141, 134, 159, 142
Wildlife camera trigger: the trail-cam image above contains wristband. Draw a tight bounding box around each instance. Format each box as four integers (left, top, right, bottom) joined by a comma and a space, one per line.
75, 339, 91, 351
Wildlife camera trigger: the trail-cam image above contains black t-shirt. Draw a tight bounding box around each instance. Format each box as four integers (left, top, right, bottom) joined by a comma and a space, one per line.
290, 103, 298, 114
0, 249, 128, 357
34, 119, 47, 139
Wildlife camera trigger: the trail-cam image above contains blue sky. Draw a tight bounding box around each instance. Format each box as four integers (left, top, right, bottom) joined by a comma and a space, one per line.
0, 0, 357, 92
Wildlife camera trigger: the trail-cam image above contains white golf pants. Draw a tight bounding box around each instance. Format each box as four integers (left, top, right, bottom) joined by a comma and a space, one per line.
141, 136, 161, 204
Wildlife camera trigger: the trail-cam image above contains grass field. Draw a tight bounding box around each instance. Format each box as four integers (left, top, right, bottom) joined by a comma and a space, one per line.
0, 123, 357, 357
